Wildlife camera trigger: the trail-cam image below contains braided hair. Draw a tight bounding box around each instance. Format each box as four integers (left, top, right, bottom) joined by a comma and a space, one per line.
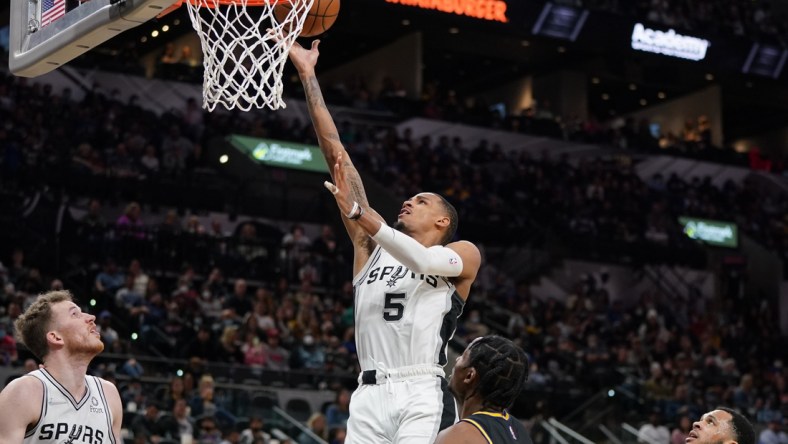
467, 336, 529, 411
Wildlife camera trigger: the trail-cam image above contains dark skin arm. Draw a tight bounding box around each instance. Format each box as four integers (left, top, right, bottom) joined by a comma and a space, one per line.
288, 40, 386, 275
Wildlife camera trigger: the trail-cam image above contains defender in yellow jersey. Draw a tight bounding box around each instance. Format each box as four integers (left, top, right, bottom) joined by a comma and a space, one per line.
436, 336, 533, 444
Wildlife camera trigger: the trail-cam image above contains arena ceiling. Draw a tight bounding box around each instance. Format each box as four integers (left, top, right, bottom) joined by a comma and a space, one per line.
3, 0, 787, 141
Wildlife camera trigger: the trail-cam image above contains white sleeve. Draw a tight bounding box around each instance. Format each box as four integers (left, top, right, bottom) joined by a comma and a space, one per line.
371, 223, 463, 277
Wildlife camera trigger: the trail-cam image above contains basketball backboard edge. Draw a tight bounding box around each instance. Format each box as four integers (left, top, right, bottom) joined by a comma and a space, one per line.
10, 0, 179, 78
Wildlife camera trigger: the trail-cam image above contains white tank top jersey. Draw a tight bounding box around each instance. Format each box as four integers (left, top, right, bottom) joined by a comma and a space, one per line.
353, 245, 465, 371
22, 369, 116, 444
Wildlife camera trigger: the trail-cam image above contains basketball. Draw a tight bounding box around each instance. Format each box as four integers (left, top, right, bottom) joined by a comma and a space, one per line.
274, 0, 340, 38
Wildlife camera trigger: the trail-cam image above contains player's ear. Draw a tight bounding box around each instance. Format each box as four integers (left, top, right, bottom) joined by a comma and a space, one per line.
435, 215, 450, 229
464, 367, 478, 385
46, 330, 63, 346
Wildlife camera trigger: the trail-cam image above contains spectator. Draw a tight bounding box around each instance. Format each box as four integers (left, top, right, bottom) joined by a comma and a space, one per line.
97, 311, 119, 349
218, 325, 243, 364
638, 409, 670, 444
184, 325, 219, 360
293, 335, 325, 370
0, 322, 18, 365
325, 388, 351, 430
240, 416, 271, 444
128, 259, 150, 296
160, 398, 194, 442
298, 413, 329, 444
758, 418, 787, 444
140, 144, 160, 176
165, 376, 190, 411
263, 328, 290, 371
95, 259, 125, 304
195, 415, 223, 444
131, 401, 168, 442
225, 279, 253, 320
671, 414, 692, 444
241, 331, 267, 368
117, 202, 145, 238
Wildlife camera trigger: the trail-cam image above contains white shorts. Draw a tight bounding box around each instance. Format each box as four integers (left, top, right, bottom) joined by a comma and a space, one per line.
345, 364, 458, 444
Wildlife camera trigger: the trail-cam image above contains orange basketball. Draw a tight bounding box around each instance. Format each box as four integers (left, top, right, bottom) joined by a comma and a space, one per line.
274, 0, 340, 38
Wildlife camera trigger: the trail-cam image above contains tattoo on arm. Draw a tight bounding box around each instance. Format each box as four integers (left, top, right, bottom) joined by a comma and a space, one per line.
344, 161, 369, 207
304, 76, 327, 111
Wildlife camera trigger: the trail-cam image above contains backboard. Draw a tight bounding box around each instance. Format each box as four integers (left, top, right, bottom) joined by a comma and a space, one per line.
9, 0, 178, 77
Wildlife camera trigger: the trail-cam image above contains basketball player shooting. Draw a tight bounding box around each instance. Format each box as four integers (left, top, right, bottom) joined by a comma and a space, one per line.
288, 40, 482, 443
0, 291, 122, 443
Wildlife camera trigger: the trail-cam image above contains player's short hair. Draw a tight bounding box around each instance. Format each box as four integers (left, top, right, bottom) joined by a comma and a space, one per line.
717, 407, 755, 444
433, 194, 458, 245
467, 336, 529, 411
14, 290, 74, 361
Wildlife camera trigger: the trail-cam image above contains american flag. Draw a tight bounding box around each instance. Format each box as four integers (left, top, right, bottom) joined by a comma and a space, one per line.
41, 0, 66, 28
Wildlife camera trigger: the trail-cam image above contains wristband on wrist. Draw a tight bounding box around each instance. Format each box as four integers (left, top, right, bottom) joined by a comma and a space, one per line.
346, 202, 364, 220
350, 206, 365, 220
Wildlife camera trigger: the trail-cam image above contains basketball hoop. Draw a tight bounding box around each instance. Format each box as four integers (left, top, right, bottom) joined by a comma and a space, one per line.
175, 0, 314, 111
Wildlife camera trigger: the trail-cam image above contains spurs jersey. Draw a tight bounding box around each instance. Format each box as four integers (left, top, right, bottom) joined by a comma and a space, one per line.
23, 369, 115, 444
353, 245, 465, 371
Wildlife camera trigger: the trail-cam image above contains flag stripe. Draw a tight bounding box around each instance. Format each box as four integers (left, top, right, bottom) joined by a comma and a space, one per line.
41, 0, 66, 27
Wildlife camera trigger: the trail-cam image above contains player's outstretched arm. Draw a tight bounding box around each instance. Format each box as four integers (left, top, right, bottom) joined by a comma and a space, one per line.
100, 378, 124, 442
325, 155, 481, 298
289, 40, 385, 272
0, 376, 44, 443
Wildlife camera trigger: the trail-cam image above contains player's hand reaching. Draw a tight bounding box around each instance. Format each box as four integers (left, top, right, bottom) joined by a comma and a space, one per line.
288, 39, 321, 76
324, 153, 359, 219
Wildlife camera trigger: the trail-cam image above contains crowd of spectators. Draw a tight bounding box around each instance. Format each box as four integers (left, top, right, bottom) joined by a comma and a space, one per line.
1, 60, 787, 444
580, 0, 788, 42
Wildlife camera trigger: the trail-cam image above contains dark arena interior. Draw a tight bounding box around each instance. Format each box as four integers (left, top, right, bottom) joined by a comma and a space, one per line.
0, 0, 787, 442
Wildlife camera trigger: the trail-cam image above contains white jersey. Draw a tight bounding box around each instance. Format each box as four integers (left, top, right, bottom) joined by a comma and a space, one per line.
353, 246, 465, 371
23, 369, 116, 444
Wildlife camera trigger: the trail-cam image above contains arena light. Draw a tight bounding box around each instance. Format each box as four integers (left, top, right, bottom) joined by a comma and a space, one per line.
532, 3, 589, 42
219, 154, 229, 164
742, 43, 788, 79
631, 23, 710, 61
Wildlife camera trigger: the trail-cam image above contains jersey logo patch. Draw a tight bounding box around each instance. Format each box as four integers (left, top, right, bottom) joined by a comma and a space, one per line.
450, 258, 458, 265
89, 396, 104, 414
385, 266, 408, 287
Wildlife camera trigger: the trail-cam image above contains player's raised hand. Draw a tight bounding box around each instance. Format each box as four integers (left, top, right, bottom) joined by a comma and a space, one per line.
288, 39, 321, 76
324, 153, 357, 218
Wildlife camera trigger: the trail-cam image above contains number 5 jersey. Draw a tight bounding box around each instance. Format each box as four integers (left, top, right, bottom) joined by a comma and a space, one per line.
352, 245, 465, 372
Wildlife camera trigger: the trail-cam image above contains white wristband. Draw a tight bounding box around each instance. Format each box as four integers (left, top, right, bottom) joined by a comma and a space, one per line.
345, 201, 361, 220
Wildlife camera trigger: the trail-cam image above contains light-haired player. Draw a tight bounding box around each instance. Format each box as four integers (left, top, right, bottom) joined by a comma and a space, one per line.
0, 290, 122, 443
288, 40, 482, 443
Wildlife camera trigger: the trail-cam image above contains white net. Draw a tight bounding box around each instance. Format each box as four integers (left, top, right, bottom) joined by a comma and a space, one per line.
184, 0, 314, 111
